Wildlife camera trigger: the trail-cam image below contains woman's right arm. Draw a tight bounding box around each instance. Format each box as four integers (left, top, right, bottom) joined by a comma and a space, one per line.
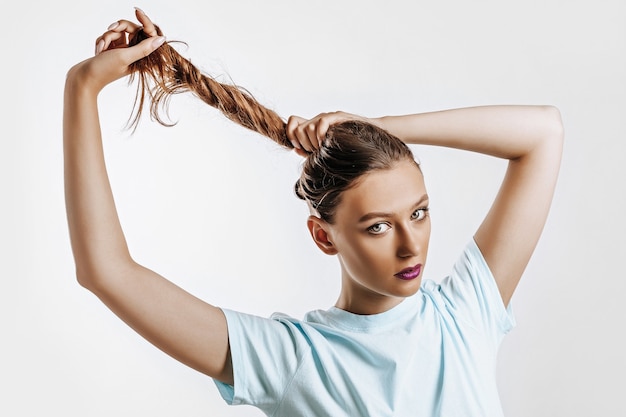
64, 9, 232, 384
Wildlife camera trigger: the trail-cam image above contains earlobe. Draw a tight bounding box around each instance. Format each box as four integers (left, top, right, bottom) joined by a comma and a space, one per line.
307, 216, 338, 255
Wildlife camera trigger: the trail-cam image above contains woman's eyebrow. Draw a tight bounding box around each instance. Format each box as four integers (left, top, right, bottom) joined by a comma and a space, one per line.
357, 194, 429, 223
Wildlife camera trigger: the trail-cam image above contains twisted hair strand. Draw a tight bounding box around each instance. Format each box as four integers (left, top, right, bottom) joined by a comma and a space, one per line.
127, 27, 292, 149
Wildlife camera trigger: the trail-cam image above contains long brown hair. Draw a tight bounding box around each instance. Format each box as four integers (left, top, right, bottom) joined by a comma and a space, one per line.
128, 27, 291, 148
128, 28, 416, 223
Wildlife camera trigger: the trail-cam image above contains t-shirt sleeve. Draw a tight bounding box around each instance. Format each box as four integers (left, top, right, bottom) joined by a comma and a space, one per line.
437, 238, 515, 342
213, 308, 309, 413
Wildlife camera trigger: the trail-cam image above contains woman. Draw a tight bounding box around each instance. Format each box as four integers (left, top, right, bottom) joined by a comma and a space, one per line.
64, 8, 563, 416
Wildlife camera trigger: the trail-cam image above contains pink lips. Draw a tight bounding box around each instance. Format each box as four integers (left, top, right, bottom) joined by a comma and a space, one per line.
394, 264, 422, 280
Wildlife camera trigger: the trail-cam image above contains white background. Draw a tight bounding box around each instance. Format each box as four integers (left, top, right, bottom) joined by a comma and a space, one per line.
2, 0, 625, 416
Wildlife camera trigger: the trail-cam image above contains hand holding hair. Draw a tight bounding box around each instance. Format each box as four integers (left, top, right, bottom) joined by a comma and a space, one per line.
286, 111, 372, 154
95, 8, 162, 55
122, 10, 295, 150
92, 9, 389, 161
66, 8, 165, 93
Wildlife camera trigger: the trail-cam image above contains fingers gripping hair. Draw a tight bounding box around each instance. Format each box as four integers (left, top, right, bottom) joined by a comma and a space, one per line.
127, 27, 293, 149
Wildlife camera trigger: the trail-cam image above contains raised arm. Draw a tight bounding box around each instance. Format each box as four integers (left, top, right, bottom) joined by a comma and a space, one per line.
287, 106, 564, 306
64, 9, 232, 383
376, 106, 563, 306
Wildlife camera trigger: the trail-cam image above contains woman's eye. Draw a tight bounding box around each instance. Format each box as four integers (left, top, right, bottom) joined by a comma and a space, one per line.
367, 223, 391, 235
411, 208, 429, 221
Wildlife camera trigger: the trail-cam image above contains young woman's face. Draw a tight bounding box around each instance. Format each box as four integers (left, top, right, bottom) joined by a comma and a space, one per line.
328, 160, 431, 314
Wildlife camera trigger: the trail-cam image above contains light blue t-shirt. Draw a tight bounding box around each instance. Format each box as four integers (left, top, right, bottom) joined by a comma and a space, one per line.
214, 239, 515, 416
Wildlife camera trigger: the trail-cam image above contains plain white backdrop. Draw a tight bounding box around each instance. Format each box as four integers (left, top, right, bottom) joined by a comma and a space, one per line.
2, 0, 625, 416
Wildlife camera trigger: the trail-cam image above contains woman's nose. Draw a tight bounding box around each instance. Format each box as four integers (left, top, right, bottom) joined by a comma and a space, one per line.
396, 226, 421, 259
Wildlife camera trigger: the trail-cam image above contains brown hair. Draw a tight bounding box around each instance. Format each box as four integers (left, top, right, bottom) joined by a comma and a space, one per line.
295, 121, 415, 222
128, 28, 416, 223
128, 27, 291, 148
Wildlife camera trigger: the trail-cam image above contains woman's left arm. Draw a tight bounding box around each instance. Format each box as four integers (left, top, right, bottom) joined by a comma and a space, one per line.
376, 105, 564, 306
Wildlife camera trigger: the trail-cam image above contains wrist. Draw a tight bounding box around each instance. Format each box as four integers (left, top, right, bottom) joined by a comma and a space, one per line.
65, 61, 106, 98
369, 116, 388, 132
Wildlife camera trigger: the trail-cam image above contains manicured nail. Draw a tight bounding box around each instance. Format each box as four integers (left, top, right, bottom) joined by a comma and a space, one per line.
107, 21, 119, 30
290, 139, 301, 149
134, 7, 146, 15
95, 39, 104, 55
152, 36, 166, 48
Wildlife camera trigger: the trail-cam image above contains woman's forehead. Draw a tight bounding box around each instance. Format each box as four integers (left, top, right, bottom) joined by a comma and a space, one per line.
336, 161, 427, 219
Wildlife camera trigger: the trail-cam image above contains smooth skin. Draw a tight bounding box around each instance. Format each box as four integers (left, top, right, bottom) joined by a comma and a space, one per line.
64, 9, 233, 384
306, 160, 432, 315
64, 9, 563, 387
288, 107, 564, 309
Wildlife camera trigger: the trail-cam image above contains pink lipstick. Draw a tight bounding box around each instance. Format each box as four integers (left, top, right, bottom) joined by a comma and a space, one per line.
394, 264, 422, 280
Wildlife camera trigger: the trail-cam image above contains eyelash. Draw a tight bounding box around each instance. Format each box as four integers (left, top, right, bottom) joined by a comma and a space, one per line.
366, 207, 430, 235
411, 207, 430, 221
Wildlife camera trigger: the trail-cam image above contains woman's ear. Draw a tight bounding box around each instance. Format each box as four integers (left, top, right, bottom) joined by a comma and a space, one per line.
307, 215, 338, 255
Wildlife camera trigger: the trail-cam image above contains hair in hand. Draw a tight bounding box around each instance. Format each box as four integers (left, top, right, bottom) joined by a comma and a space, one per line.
128, 27, 293, 149
128, 27, 416, 223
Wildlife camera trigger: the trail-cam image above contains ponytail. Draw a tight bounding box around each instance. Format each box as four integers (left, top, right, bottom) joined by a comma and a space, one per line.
127, 27, 293, 149
127, 28, 416, 224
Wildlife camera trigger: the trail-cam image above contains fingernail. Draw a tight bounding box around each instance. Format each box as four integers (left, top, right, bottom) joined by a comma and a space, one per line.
290, 140, 301, 149
152, 36, 166, 48
134, 6, 146, 15
107, 21, 119, 30
95, 39, 104, 55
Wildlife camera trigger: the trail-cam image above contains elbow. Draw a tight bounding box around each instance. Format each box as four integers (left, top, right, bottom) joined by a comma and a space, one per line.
74, 258, 135, 294
75, 264, 100, 293
542, 105, 565, 145
530, 105, 564, 169
514, 105, 563, 165
525, 105, 564, 162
